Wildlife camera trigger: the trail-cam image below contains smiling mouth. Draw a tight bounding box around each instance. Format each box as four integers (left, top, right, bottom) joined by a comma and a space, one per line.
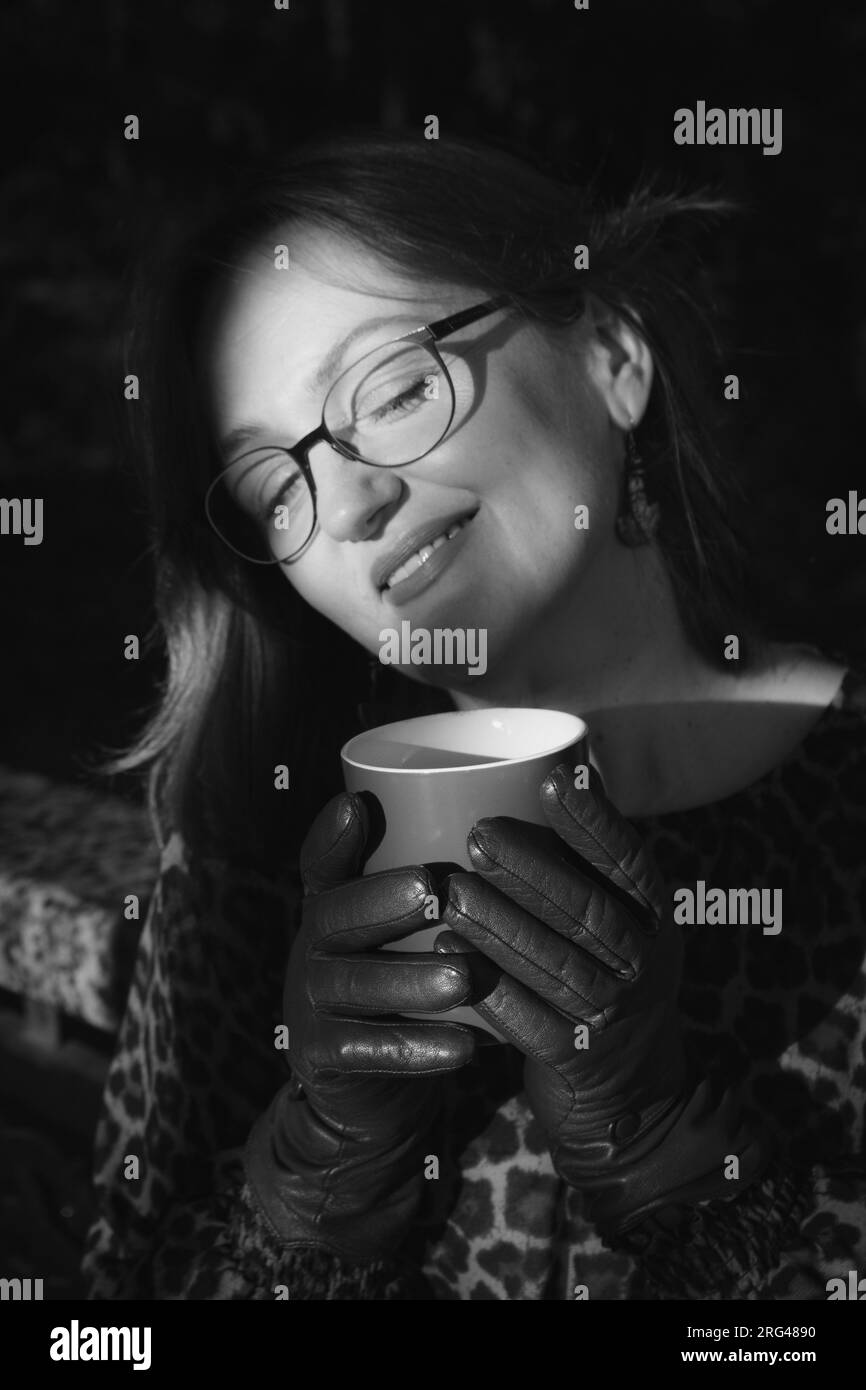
379, 513, 476, 591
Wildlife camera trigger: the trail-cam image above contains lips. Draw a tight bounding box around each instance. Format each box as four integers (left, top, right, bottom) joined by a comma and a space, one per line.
374, 507, 479, 592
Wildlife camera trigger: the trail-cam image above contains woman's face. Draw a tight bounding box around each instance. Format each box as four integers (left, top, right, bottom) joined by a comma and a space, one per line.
205, 227, 638, 689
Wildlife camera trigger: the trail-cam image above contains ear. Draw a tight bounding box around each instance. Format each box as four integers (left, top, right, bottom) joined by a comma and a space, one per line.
582, 298, 654, 430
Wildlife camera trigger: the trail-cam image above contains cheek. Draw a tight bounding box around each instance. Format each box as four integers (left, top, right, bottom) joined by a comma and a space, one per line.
483, 409, 617, 611
490, 348, 607, 495
490, 401, 612, 556
520, 379, 616, 538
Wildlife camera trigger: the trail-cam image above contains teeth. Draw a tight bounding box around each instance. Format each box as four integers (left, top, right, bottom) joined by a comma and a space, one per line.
384, 520, 467, 590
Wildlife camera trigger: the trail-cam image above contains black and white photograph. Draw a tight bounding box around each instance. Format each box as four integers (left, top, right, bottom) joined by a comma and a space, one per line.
1, 0, 865, 1358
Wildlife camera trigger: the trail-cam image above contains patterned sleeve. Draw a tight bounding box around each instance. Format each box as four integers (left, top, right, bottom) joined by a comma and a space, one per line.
611, 1155, 866, 1300
81, 829, 431, 1300
606, 665, 866, 1301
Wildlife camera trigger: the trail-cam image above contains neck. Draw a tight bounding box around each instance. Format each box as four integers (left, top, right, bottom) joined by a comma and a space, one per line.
447, 539, 762, 816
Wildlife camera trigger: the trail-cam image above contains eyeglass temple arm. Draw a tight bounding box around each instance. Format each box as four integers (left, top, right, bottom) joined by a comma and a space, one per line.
427, 295, 510, 342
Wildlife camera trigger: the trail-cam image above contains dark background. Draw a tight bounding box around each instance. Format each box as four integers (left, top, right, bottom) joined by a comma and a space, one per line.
0, 0, 864, 1304
1, 0, 865, 792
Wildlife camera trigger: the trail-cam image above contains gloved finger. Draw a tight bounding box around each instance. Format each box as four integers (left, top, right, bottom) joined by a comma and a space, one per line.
433, 929, 476, 953
431, 929, 505, 1007
464, 817, 647, 978
306, 865, 440, 951
539, 763, 664, 927
433, 881, 490, 959
300, 791, 371, 895
307, 1016, 476, 1074
442, 872, 617, 1027
308, 951, 475, 1015
458, 967, 576, 1063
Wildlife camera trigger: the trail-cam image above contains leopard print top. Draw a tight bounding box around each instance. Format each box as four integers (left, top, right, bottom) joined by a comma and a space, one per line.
82, 664, 866, 1300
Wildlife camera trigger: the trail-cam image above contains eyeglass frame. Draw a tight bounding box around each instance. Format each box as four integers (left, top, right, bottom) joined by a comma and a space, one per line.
206, 294, 511, 565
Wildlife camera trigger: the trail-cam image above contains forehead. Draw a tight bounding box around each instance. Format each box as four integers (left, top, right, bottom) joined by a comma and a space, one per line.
200, 228, 461, 439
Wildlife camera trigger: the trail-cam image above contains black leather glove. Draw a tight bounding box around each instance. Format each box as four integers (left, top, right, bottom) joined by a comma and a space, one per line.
440, 763, 768, 1236
244, 790, 476, 1263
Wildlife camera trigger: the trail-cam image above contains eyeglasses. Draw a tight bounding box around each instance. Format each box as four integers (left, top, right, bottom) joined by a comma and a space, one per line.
204, 296, 509, 564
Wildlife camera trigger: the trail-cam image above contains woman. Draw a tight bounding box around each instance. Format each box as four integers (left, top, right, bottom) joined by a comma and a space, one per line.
84, 131, 866, 1300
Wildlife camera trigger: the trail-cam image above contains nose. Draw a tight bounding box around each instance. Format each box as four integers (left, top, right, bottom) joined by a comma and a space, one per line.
310, 441, 405, 543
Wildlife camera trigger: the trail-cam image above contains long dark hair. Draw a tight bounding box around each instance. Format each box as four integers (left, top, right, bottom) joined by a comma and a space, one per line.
99, 129, 765, 874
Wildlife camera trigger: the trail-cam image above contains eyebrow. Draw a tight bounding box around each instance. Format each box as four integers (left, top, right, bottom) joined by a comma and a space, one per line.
218, 311, 430, 460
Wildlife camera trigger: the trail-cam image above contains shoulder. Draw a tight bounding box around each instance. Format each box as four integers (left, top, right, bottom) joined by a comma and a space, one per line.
747, 642, 850, 716
150, 825, 300, 926
784, 654, 866, 756
740, 644, 865, 774
750, 651, 866, 833
131, 824, 299, 1062
824, 662, 866, 720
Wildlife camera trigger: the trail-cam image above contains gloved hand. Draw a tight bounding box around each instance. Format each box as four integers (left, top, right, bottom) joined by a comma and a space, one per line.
439, 763, 768, 1236
244, 790, 476, 1263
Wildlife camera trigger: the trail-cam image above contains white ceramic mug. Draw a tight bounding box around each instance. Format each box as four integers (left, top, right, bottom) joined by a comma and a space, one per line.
341, 707, 588, 1040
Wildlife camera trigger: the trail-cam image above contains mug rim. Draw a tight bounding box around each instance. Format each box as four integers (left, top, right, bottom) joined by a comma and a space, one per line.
341, 706, 586, 775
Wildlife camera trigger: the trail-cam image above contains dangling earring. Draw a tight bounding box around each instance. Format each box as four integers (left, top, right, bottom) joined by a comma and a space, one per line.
615, 420, 661, 547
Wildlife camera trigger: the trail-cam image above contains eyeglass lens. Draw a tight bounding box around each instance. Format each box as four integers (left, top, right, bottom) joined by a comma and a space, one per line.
205, 339, 452, 564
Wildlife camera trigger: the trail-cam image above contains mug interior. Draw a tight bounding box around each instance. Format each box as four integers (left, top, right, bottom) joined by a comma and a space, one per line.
342, 708, 586, 773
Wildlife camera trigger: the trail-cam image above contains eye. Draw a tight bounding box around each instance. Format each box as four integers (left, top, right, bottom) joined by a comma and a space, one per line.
220, 448, 304, 523
344, 344, 439, 430
366, 375, 429, 424
261, 467, 305, 521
